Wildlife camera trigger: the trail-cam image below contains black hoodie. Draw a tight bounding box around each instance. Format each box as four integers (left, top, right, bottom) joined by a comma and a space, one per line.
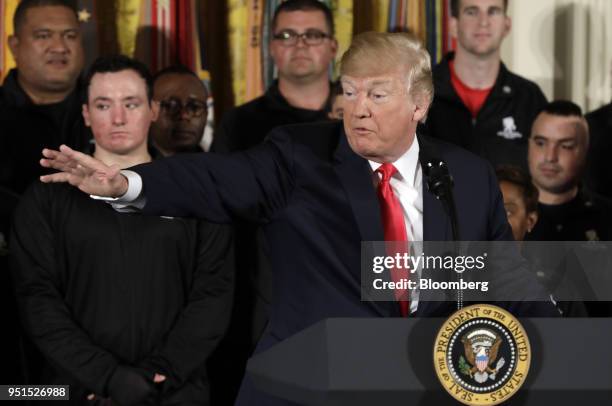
420, 52, 547, 170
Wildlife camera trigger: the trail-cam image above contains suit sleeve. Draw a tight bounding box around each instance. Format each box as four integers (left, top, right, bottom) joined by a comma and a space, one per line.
10, 184, 119, 395
135, 128, 295, 224
137, 220, 234, 391
209, 110, 233, 153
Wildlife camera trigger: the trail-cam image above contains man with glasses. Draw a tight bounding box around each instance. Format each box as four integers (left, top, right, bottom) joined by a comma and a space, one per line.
211, 0, 337, 152
150, 66, 209, 156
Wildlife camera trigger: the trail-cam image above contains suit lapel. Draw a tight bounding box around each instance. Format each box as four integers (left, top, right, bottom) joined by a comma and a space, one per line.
332, 132, 455, 315
333, 131, 385, 242
333, 131, 396, 317
418, 135, 454, 309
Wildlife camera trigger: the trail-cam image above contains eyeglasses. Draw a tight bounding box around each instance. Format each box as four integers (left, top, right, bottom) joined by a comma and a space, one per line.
159, 99, 207, 118
272, 29, 331, 46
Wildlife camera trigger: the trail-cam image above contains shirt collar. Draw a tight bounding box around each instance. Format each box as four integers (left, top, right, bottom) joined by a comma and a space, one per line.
368, 135, 420, 187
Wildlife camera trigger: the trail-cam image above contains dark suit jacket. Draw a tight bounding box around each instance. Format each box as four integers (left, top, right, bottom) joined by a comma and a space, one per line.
134, 121, 555, 405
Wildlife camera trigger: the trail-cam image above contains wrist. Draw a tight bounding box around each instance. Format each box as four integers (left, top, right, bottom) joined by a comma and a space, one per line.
117, 174, 129, 197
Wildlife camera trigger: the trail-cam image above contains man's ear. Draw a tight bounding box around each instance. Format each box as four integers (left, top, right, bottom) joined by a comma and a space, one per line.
150, 100, 160, 122
503, 15, 512, 38
449, 17, 458, 40
330, 38, 338, 58
8, 35, 19, 60
526, 211, 538, 233
82, 104, 91, 127
411, 94, 431, 123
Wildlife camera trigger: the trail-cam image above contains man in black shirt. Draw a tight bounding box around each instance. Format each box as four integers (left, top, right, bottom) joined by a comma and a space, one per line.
421, 0, 547, 168
150, 66, 209, 157
0, 0, 88, 386
526, 101, 612, 242
525, 100, 612, 317
1, 0, 90, 193
211, 0, 337, 152
584, 101, 612, 199
11, 55, 234, 405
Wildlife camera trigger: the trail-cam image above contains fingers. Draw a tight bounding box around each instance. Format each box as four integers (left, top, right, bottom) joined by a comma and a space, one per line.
40, 172, 88, 188
153, 373, 166, 383
42, 145, 103, 173
41, 148, 80, 172
60, 144, 109, 172
87, 394, 95, 400
40, 172, 74, 183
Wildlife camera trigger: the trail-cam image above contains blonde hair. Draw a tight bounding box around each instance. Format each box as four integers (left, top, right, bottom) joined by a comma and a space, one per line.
340, 32, 434, 107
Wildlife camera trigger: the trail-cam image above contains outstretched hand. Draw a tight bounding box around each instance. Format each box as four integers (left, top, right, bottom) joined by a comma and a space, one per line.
40, 145, 128, 198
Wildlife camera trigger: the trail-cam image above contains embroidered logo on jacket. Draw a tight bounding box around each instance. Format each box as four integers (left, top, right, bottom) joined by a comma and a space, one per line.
496, 117, 522, 140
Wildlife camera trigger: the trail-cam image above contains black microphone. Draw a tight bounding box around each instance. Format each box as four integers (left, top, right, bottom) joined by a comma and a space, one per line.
423, 159, 453, 200
422, 158, 460, 241
422, 156, 464, 308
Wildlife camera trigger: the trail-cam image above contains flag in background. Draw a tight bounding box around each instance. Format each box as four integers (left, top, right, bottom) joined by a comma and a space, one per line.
0, 0, 18, 82
228, 0, 248, 105
120, 0, 213, 148
385, 0, 452, 62
76, 0, 102, 66
330, 0, 352, 79
245, 0, 264, 101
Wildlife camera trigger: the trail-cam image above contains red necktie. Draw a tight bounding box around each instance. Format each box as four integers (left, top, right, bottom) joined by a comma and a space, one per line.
376, 163, 410, 316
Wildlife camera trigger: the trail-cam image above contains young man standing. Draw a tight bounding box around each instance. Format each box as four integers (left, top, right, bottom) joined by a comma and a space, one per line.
423, 0, 547, 169
11, 55, 233, 405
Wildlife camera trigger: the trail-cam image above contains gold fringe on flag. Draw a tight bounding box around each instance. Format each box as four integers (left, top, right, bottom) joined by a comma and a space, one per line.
228, 0, 248, 105
244, 0, 263, 102
331, 0, 352, 79
1, 0, 19, 81
116, 0, 141, 57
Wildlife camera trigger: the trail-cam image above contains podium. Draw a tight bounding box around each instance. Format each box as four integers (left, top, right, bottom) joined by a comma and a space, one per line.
247, 318, 612, 405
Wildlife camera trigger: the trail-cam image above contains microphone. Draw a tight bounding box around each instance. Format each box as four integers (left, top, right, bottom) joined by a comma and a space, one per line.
422, 158, 460, 241
422, 157, 464, 308
423, 159, 453, 201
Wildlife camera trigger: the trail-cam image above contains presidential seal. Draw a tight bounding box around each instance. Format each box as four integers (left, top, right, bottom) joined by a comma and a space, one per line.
433, 304, 531, 405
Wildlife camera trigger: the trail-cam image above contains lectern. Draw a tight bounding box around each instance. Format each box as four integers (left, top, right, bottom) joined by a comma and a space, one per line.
247, 318, 612, 405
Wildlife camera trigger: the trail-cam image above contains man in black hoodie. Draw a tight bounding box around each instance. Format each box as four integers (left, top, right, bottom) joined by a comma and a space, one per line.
421, 0, 547, 169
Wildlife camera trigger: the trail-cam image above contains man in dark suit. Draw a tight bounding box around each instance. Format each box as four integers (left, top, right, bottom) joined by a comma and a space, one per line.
40, 32, 555, 405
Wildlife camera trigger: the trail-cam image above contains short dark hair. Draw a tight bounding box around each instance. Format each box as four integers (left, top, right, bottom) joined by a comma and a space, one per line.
538, 100, 583, 118
272, 0, 335, 36
13, 0, 78, 35
82, 55, 153, 104
153, 65, 199, 83
496, 165, 539, 213
450, 0, 509, 18
152, 65, 208, 97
